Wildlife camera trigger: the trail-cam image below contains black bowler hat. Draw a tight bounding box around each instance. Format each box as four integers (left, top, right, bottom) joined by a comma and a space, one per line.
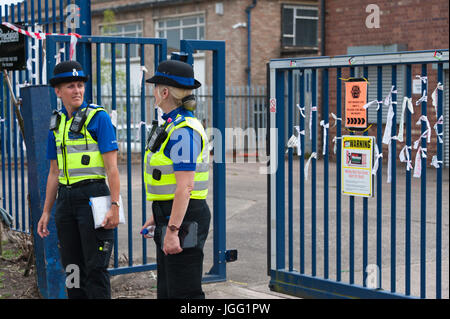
146, 60, 201, 89
49, 60, 89, 87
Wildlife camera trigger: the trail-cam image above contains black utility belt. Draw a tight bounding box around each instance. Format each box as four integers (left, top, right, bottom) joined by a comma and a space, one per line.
58, 179, 106, 189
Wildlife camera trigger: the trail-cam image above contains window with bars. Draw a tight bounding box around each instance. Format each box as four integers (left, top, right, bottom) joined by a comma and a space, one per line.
282, 4, 318, 48
100, 22, 143, 60
155, 15, 205, 52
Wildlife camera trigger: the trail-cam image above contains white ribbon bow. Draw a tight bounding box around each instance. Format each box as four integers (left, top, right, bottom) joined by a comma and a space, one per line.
415, 90, 428, 106
330, 113, 341, 128
415, 75, 428, 84
397, 96, 414, 142
294, 126, 305, 156
431, 155, 443, 169
399, 145, 413, 171
431, 82, 444, 117
382, 100, 395, 145
372, 144, 383, 175
320, 120, 329, 155
304, 152, 317, 181
296, 104, 306, 118
332, 136, 342, 154
433, 115, 444, 144
384, 85, 397, 106
413, 146, 427, 178
415, 115, 431, 144
363, 100, 383, 111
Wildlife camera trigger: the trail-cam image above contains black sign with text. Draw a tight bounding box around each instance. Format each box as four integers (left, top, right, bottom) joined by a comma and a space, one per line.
0, 23, 26, 71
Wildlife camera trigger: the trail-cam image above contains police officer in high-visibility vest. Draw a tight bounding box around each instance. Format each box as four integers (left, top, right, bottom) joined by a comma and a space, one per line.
141, 60, 211, 299
37, 60, 120, 299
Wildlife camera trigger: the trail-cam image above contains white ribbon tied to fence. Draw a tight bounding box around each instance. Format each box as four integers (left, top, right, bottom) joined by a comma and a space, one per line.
397, 96, 414, 142
329, 113, 341, 128
415, 115, 432, 144
431, 155, 443, 169
399, 144, 413, 171
332, 136, 341, 155
319, 120, 329, 155
431, 82, 444, 117
413, 146, 427, 178
296, 104, 306, 118
363, 99, 383, 111
304, 152, 317, 181
382, 85, 397, 145
434, 115, 444, 144
372, 144, 383, 175
415, 90, 428, 106
415, 75, 428, 84
294, 126, 305, 156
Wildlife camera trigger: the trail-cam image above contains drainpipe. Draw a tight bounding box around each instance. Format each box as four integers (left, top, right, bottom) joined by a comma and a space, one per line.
320, 0, 325, 56
245, 0, 257, 88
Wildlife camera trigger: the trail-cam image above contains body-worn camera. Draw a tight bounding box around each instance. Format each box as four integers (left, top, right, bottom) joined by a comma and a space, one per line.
146, 119, 169, 153
69, 107, 89, 133
148, 126, 168, 153
49, 110, 61, 130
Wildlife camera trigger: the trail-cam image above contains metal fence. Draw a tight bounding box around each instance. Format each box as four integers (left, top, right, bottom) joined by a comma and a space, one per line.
268, 50, 449, 299
99, 85, 267, 155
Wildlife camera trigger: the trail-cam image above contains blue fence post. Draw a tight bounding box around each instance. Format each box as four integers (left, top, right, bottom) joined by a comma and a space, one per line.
436, 62, 443, 299
75, 0, 92, 103
20, 85, 67, 299
180, 40, 228, 281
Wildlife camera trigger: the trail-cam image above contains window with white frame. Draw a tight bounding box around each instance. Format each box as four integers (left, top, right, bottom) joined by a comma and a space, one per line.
282, 4, 318, 48
100, 22, 143, 60
155, 15, 205, 52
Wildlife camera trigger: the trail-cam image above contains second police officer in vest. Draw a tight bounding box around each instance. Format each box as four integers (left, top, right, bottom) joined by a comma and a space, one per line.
37, 61, 120, 299
141, 60, 211, 299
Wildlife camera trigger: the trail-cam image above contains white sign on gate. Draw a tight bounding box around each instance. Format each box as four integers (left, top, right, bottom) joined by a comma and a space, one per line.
341, 135, 375, 198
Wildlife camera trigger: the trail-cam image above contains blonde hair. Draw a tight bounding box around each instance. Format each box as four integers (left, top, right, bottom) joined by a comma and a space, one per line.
158, 85, 196, 111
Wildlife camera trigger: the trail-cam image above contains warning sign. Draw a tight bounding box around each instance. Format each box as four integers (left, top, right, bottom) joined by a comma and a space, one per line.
341, 135, 374, 198
345, 80, 368, 129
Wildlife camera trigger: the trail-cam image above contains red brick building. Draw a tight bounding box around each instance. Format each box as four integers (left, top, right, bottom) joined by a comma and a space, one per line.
90, 0, 449, 164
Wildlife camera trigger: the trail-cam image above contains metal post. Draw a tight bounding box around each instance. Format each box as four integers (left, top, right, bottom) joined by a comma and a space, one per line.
75, 0, 92, 103
180, 40, 228, 282
20, 85, 67, 299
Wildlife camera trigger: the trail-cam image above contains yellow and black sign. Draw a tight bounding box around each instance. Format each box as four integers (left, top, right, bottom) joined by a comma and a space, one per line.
341, 135, 374, 198
344, 79, 368, 130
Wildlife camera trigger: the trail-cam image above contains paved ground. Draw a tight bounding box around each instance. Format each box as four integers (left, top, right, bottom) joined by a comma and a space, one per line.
1, 153, 447, 299
114, 154, 449, 299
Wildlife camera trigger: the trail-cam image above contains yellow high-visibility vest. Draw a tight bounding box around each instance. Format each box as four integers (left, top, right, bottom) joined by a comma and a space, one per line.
144, 115, 209, 201
53, 105, 106, 185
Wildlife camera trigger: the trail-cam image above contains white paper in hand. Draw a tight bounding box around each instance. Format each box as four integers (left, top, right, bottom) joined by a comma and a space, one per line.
89, 195, 126, 229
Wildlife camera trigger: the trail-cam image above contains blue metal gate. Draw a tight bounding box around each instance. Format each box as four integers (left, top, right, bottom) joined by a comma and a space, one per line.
267, 50, 449, 299
1, 0, 230, 298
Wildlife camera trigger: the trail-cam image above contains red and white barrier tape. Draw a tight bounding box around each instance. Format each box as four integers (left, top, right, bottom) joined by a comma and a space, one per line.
1, 22, 81, 60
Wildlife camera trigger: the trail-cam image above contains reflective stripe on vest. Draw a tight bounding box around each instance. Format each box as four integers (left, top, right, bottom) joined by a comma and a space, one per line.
144, 115, 209, 201
54, 106, 107, 185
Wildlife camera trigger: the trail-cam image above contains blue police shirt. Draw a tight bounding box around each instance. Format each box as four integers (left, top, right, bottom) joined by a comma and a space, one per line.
46, 101, 119, 160
162, 106, 202, 171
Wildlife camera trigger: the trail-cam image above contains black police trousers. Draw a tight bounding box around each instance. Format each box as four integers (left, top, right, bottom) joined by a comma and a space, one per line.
54, 181, 114, 299
152, 199, 211, 299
